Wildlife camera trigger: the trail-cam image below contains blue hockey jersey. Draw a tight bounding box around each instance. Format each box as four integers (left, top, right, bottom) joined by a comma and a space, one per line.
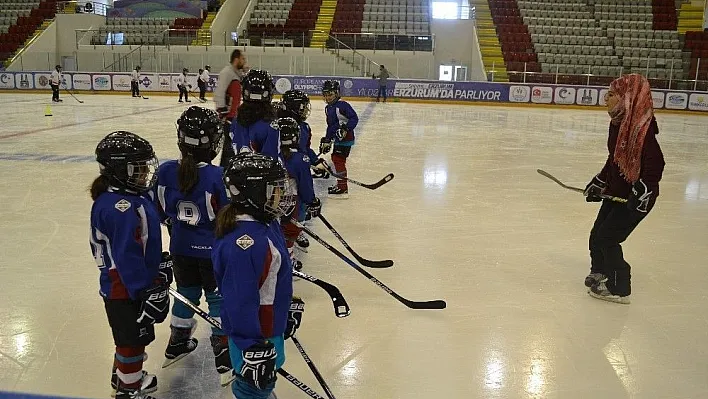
230, 119, 280, 158
282, 151, 315, 205
299, 122, 318, 164
89, 189, 163, 300
325, 99, 358, 146
212, 216, 293, 350
154, 160, 229, 258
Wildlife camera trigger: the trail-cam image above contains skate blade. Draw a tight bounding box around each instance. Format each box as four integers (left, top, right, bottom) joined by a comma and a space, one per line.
295, 245, 308, 253
588, 290, 631, 304
162, 352, 192, 368
220, 371, 236, 387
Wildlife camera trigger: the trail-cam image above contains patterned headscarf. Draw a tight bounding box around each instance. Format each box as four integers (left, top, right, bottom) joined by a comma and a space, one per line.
608, 74, 654, 183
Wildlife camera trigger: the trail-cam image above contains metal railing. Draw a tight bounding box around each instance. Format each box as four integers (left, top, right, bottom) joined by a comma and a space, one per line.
485, 60, 708, 91
56, 1, 112, 16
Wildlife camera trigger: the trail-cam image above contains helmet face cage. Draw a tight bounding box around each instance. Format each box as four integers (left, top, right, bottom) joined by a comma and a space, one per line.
126, 156, 159, 191
273, 117, 300, 149
301, 101, 311, 120
264, 178, 296, 220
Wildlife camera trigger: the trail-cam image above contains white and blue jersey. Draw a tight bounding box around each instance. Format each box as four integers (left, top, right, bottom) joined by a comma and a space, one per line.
282, 151, 315, 206
325, 99, 358, 146
230, 119, 280, 158
89, 189, 163, 300
212, 215, 293, 352
154, 160, 229, 259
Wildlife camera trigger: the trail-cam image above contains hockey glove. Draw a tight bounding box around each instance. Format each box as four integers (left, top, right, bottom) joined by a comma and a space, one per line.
136, 283, 170, 326
159, 252, 173, 285
284, 296, 305, 340
319, 137, 332, 154
584, 175, 606, 202
216, 107, 229, 120
628, 178, 653, 213
306, 197, 322, 219
240, 341, 277, 389
335, 124, 348, 141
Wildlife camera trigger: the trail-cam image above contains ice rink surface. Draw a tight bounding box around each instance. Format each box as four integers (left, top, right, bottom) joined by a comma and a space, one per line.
0, 93, 707, 399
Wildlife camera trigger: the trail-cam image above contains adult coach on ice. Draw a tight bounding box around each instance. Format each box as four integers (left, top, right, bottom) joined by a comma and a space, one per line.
583, 73, 664, 304
214, 49, 248, 166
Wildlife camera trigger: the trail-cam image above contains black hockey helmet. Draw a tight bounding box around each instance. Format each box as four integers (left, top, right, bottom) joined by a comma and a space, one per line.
204, 65, 211, 71
135, 65, 141, 71
272, 117, 300, 149
95, 131, 158, 192
322, 80, 340, 104
182, 68, 188, 74
223, 153, 295, 223
280, 90, 311, 122
55, 65, 61, 71
242, 69, 274, 103
176, 106, 224, 161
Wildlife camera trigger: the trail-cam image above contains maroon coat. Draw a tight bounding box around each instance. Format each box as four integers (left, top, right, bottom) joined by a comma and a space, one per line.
598, 117, 665, 205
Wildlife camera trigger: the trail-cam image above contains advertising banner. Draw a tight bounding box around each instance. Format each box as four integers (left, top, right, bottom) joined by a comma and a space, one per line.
531, 86, 553, 104
112, 74, 132, 91
34, 73, 52, 90
73, 73, 92, 90
92, 74, 111, 90
15, 73, 34, 89
651, 91, 665, 109
665, 92, 688, 110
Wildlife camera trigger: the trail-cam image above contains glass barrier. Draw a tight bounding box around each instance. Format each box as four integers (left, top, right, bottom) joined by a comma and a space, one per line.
56, 1, 112, 16
236, 30, 435, 53
485, 59, 708, 91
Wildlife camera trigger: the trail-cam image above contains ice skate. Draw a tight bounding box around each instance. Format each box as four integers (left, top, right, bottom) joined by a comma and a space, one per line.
328, 185, 349, 199
295, 232, 309, 253
584, 272, 605, 288
588, 278, 630, 304
114, 373, 158, 399
163, 323, 198, 368
210, 335, 236, 386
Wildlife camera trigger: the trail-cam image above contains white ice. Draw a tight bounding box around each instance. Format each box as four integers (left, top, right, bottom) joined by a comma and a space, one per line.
0, 93, 707, 399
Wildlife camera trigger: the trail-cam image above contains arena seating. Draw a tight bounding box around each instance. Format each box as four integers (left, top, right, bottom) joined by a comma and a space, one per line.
246, 0, 430, 50
0, 0, 56, 66
685, 30, 708, 81
489, 0, 687, 87
91, 17, 203, 46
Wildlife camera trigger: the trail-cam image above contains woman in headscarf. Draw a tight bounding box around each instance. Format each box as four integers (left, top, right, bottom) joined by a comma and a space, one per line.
582, 74, 665, 304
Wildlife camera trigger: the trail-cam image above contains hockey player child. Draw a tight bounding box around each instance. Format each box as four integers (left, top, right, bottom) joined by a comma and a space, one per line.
273, 117, 322, 272
198, 65, 210, 102
583, 74, 664, 304
320, 80, 358, 198
176, 68, 192, 103
277, 89, 324, 251
230, 69, 280, 158
131, 66, 141, 98
89, 131, 172, 399
212, 152, 305, 399
153, 106, 235, 386
50, 65, 62, 102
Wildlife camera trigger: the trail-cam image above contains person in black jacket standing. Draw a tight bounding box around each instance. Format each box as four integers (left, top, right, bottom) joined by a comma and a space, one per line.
583, 74, 665, 304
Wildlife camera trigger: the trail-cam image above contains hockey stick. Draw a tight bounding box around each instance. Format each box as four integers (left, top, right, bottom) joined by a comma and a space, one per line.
318, 214, 393, 268
277, 369, 326, 399
291, 336, 336, 399
62, 84, 84, 103
293, 220, 446, 310
168, 288, 327, 399
536, 169, 628, 203
323, 163, 394, 190
293, 270, 350, 318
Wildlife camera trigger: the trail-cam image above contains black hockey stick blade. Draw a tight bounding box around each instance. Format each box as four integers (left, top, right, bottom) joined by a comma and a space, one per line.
293, 220, 446, 310
323, 163, 394, 190
318, 214, 393, 268
141, 96, 149, 99
293, 269, 351, 318
171, 288, 328, 399
291, 336, 337, 399
277, 369, 327, 399
536, 169, 584, 192
537, 169, 628, 203
62, 85, 84, 103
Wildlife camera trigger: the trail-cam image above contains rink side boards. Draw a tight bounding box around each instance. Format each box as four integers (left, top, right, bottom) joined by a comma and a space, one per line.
1, 71, 707, 113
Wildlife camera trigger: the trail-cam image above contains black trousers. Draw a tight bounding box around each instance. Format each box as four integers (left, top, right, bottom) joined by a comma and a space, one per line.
131, 81, 140, 97
51, 84, 59, 101
219, 120, 235, 167
104, 298, 155, 346
173, 255, 218, 292
179, 85, 189, 101
589, 200, 648, 296
198, 80, 206, 99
